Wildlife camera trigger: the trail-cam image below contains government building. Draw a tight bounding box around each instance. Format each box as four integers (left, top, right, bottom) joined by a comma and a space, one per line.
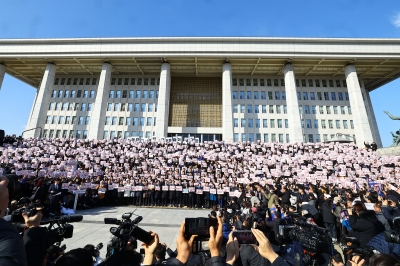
1, 37, 399, 147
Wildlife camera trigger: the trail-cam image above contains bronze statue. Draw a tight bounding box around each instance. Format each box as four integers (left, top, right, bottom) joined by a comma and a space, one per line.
385, 111, 400, 146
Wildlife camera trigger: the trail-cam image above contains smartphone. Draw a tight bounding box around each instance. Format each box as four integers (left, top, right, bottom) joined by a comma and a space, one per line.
130, 226, 154, 245
340, 210, 349, 220
185, 217, 218, 241
232, 230, 257, 245
192, 241, 209, 252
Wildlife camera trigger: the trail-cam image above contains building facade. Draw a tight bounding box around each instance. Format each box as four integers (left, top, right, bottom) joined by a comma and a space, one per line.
1, 37, 399, 147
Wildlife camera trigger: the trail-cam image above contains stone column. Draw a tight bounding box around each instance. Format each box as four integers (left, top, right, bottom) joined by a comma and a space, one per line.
284, 63, 303, 143
0, 64, 5, 90
155, 63, 171, 139
344, 64, 374, 147
88, 62, 112, 140
24, 63, 56, 138
222, 63, 234, 142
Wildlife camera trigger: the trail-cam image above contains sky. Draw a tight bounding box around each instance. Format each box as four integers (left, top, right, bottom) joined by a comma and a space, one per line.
0, 0, 399, 147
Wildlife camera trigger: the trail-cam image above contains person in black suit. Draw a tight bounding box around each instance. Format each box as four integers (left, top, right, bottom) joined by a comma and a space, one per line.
48, 179, 62, 213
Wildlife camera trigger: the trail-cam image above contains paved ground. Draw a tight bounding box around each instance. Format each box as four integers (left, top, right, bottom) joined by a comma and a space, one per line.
62, 206, 209, 254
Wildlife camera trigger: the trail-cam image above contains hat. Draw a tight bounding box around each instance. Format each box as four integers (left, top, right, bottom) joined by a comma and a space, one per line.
324, 194, 331, 199
251, 207, 257, 213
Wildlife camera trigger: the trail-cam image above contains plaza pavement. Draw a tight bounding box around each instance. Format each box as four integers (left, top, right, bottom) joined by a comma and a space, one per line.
62, 206, 209, 254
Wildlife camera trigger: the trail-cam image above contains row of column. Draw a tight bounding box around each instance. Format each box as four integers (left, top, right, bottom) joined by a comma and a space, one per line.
18, 61, 381, 147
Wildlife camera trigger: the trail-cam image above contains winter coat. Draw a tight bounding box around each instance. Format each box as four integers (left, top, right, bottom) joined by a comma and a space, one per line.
349, 210, 384, 247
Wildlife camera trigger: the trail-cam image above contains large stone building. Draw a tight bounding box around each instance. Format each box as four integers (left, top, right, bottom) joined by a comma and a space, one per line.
1, 37, 399, 147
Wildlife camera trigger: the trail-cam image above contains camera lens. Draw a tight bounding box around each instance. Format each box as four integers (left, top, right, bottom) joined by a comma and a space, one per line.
5, 174, 21, 201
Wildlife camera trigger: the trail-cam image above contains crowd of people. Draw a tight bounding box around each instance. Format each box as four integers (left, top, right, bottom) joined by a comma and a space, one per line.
1, 135, 400, 265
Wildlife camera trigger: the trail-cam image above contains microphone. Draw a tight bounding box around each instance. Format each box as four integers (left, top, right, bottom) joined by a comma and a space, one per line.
132, 216, 143, 224
41, 215, 83, 225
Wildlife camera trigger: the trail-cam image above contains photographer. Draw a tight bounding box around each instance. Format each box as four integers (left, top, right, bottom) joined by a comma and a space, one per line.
83, 244, 103, 266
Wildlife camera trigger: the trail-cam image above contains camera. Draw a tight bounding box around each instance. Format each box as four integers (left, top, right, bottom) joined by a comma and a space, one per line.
3, 174, 21, 201
384, 217, 400, 244
11, 201, 43, 223
95, 242, 103, 251
41, 214, 83, 246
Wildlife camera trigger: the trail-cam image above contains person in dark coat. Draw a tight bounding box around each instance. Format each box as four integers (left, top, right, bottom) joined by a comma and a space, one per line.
349, 201, 384, 247
320, 195, 337, 243
280, 186, 291, 207
48, 179, 62, 213
154, 181, 161, 206
161, 181, 168, 207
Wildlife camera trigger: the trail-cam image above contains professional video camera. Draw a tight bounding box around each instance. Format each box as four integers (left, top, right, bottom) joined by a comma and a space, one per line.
278, 213, 333, 266
341, 237, 374, 264
385, 217, 400, 244
41, 214, 83, 246
46, 243, 67, 265
104, 210, 154, 258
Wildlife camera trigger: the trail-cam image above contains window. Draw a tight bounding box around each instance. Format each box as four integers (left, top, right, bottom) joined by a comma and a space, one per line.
308, 79, 314, 87
282, 92, 286, 100
54, 78, 59, 85
319, 106, 324, 114
306, 119, 312, 128
297, 92, 301, 100
110, 131, 115, 139
343, 80, 347, 87
248, 119, 253, 128
78, 116, 84, 125
253, 79, 258, 86
260, 91, 266, 100
329, 80, 334, 87
121, 103, 126, 112
64, 91, 69, 98
276, 105, 281, 114
126, 117, 131, 126
90, 90, 95, 98
312, 105, 316, 114
241, 133, 246, 142
61, 103, 67, 111
122, 90, 127, 98
49, 130, 54, 138
296, 79, 299, 87
331, 92, 337, 101
67, 103, 72, 111
117, 78, 122, 85
286, 134, 290, 143
270, 119, 275, 128
71, 90, 76, 98
348, 106, 352, 114
112, 117, 117, 125
321, 119, 326, 129
123, 78, 129, 86
239, 79, 244, 86
134, 90, 140, 99
278, 134, 284, 143
233, 133, 239, 142
131, 78, 136, 85
133, 117, 138, 126
269, 105, 274, 113
143, 90, 148, 98
83, 90, 88, 98
60, 78, 66, 85
315, 80, 320, 87
323, 134, 328, 141
74, 103, 79, 111
322, 80, 327, 87
278, 119, 283, 128
275, 92, 280, 100
144, 78, 149, 85
303, 92, 308, 100
107, 103, 112, 111
73, 78, 78, 85
328, 120, 333, 129
304, 105, 310, 114
65, 116, 70, 124
153, 118, 157, 126
255, 119, 260, 128
256, 133, 261, 141
273, 79, 279, 86
79, 78, 84, 85
233, 105, 238, 113
109, 90, 114, 98
87, 103, 93, 111
232, 91, 238, 99
300, 79, 306, 87
105, 116, 110, 125
129, 90, 134, 98
326, 106, 331, 114
310, 92, 315, 100
268, 91, 273, 100
141, 104, 146, 112
148, 103, 153, 112
85, 116, 90, 125
315, 134, 321, 142
336, 120, 341, 129
350, 120, 354, 129
247, 91, 252, 99
147, 117, 152, 126
149, 90, 155, 98
234, 118, 238, 127
260, 79, 265, 86
314, 119, 319, 128
232, 79, 237, 86
241, 119, 246, 127
340, 106, 345, 114
140, 117, 145, 126
46, 116, 51, 124
299, 106, 303, 114
92, 78, 97, 85
246, 79, 251, 86
137, 78, 142, 85
345, 92, 349, 101
333, 106, 338, 114
114, 103, 119, 112
285, 119, 289, 128
49, 102, 55, 110
264, 134, 269, 143
308, 134, 314, 143
247, 105, 252, 113
280, 79, 285, 86
262, 105, 267, 113
284, 105, 287, 114
266, 79, 272, 86
80, 103, 86, 111
271, 134, 276, 142
336, 80, 341, 87
263, 119, 268, 128
58, 90, 63, 98
134, 103, 139, 112
324, 92, 329, 100
338, 92, 343, 101
343, 120, 348, 129
124, 131, 130, 139
62, 130, 67, 138
254, 91, 259, 99
317, 92, 322, 100
249, 133, 254, 142
116, 90, 121, 98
